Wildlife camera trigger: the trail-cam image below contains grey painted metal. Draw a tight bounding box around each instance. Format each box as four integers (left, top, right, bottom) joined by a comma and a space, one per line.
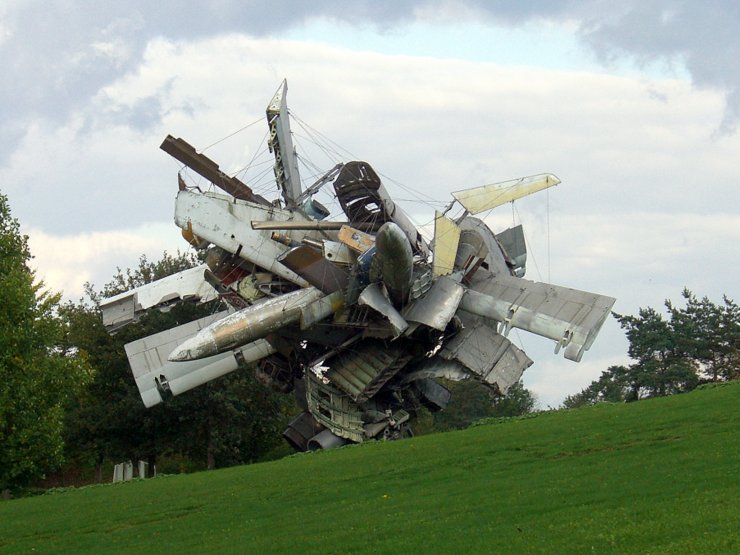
325, 342, 412, 403
415, 378, 451, 410
283, 412, 324, 452
307, 429, 348, 451
168, 287, 323, 361
401, 357, 471, 383
460, 273, 616, 362
402, 275, 464, 331
457, 216, 511, 277
321, 240, 353, 266
266, 79, 302, 208
305, 372, 365, 442
496, 224, 527, 275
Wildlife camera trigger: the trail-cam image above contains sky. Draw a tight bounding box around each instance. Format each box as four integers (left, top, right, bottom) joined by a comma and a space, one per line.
2, 0, 739, 407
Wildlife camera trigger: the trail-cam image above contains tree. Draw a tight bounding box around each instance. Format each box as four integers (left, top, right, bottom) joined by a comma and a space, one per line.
0, 192, 87, 491
562, 365, 630, 409
432, 380, 536, 431
564, 289, 738, 408
665, 289, 739, 382
62, 251, 294, 477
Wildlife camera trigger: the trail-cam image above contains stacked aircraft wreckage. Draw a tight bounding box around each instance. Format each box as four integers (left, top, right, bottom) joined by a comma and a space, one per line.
101, 81, 615, 451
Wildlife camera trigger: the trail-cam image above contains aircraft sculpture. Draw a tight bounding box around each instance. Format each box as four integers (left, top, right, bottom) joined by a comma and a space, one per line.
100, 81, 615, 451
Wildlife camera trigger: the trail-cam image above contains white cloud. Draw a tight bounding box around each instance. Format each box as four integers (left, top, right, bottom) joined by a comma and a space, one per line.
25, 223, 185, 300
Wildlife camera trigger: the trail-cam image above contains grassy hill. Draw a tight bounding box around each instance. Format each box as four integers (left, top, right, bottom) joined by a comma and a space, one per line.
1, 382, 737, 554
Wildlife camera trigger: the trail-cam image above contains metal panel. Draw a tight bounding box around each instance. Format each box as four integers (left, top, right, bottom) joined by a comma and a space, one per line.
337, 225, 375, 253
325, 342, 412, 403
358, 282, 409, 337
100, 265, 217, 331
306, 373, 365, 442
160, 135, 268, 204
439, 321, 532, 394
432, 210, 461, 277
279, 245, 349, 293
403, 275, 464, 331
124, 311, 275, 406
322, 240, 353, 265
496, 224, 527, 274
452, 173, 560, 214
459, 272, 616, 362
174, 190, 311, 287
266, 79, 302, 207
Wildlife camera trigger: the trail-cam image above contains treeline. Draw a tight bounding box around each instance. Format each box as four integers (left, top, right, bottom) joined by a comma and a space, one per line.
564, 289, 738, 408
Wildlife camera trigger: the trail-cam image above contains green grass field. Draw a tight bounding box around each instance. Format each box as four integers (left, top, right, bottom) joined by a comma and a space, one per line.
2, 382, 738, 554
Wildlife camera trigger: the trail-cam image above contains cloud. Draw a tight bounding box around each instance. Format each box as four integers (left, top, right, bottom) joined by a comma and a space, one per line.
24, 222, 184, 299
571, 1, 740, 134
4, 1, 739, 141
4, 34, 735, 237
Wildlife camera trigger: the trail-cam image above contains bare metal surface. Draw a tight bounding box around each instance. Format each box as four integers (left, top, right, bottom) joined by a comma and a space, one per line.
168, 288, 323, 361
358, 282, 409, 337
109, 81, 616, 449
266, 79, 303, 208
403, 275, 464, 331
100, 265, 217, 332
175, 190, 310, 287
460, 273, 616, 362
440, 321, 532, 393
125, 312, 275, 407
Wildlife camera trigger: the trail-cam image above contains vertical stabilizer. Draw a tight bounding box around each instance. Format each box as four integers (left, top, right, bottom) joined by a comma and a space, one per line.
267, 79, 303, 208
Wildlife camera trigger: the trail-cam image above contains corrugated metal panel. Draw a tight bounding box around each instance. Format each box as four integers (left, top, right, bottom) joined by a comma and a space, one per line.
325, 342, 411, 403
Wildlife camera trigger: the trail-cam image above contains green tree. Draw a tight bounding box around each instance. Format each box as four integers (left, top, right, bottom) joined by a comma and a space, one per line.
432, 380, 536, 431
666, 289, 739, 382
562, 365, 630, 409
62, 252, 293, 478
564, 290, 737, 408
0, 192, 87, 492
